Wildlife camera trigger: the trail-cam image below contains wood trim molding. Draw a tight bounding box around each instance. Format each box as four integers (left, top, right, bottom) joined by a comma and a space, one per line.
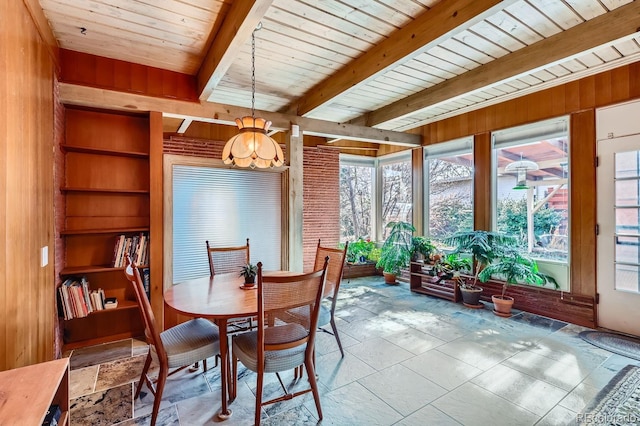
59, 82, 420, 145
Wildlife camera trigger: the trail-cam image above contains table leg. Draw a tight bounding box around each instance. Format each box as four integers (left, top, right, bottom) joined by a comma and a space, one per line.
216, 319, 233, 420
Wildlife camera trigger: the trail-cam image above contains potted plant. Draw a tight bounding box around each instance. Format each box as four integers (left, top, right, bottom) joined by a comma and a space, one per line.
376, 221, 415, 284
478, 246, 558, 317
239, 263, 258, 286
344, 238, 375, 263
411, 236, 436, 261
443, 230, 516, 308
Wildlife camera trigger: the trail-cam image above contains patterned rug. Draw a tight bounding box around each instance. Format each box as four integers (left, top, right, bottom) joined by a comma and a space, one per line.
578, 365, 640, 426
579, 331, 640, 361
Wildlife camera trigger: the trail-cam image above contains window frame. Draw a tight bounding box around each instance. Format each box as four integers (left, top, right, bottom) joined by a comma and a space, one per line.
423, 136, 474, 241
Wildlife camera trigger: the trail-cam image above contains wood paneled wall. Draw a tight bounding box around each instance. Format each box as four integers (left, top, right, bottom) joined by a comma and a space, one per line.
1, 1, 56, 369
59, 49, 198, 102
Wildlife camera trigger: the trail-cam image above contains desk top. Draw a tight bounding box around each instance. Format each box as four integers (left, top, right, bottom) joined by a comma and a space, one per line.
0, 358, 69, 425
164, 271, 294, 319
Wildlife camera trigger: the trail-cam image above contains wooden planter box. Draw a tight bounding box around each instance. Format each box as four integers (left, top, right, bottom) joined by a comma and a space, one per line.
343, 261, 381, 278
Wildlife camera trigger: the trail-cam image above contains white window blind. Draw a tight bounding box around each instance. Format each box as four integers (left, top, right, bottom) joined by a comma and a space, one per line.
172, 165, 282, 283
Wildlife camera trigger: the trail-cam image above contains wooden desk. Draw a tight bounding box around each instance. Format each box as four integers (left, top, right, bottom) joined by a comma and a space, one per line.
0, 357, 69, 425
164, 271, 292, 420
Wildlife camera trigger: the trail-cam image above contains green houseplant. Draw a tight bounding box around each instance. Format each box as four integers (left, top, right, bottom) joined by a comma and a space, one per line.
344, 238, 376, 263
376, 221, 415, 284
239, 263, 258, 285
411, 236, 437, 261
478, 246, 558, 316
443, 230, 517, 308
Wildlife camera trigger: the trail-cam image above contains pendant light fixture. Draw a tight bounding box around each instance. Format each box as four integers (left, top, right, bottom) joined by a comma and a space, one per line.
505, 153, 539, 190
222, 23, 284, 169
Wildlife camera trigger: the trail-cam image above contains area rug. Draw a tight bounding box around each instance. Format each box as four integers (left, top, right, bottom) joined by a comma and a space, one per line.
578, 364, 640, 425
579, 331, 640, 361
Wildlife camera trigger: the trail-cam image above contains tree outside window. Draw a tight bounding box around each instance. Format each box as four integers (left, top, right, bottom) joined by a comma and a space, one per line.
339, 164, 372, 241
427, 154, 474, 243
381, 160, 412, 239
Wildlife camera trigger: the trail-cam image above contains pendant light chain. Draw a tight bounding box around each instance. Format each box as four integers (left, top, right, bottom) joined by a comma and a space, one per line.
251, 27, 256, 119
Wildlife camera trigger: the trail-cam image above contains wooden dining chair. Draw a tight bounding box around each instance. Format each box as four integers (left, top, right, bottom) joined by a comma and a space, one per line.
206, 238, 250, 276
230, 259, 329, 426
206, 238, 254, 331
124, 255, 220, 426
314, 239, 349, 357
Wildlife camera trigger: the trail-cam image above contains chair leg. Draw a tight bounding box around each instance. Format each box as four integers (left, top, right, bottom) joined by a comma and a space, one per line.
135, 352, 153, 399
330, 316, 344, 358
304, 354, 323, 420
230, 354, 238, 401
203, 358, 208, 372
255, 371, 264, 426
151, 367, 167, 426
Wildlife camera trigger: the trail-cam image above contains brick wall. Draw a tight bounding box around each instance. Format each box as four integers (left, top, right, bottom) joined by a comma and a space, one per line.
164, 137, 341, 272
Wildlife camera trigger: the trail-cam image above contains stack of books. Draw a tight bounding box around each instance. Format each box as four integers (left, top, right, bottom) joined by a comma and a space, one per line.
111, 232, 149, 268
57, 277, 112, 320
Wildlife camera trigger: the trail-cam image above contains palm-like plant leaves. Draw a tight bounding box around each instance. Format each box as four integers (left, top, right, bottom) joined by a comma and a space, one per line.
478, 246, 558, 297
443, 231, 517, 287
376, 221, 415, 275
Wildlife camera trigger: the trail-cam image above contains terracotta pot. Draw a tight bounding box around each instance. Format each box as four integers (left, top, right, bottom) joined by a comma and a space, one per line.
460, 286, 483, 308
383, 272, 398, 285
492, 295, 514, 317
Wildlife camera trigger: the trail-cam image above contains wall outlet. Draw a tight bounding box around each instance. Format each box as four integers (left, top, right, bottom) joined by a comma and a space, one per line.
41, 246, 48, 267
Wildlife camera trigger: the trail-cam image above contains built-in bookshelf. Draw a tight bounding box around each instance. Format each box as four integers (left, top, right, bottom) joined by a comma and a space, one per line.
59, 107, 149, 349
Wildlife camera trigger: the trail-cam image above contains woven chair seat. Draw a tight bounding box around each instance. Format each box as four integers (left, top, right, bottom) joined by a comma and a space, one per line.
160, 318, 220, 369
233, 323, 307, 372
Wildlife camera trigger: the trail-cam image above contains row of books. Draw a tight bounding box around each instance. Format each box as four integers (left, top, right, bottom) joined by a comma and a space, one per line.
112, 232, 149, 267
57, 277, 117, 320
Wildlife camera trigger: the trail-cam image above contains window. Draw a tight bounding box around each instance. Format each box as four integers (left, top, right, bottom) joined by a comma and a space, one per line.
339, 156, 374, 241
492, 117, 570, 264
424, 138, 474, 243
172, 165, 282, 283
380, 152, 412, 239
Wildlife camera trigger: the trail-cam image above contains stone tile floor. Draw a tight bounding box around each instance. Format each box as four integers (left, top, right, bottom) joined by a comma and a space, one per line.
65, 276, 640, 425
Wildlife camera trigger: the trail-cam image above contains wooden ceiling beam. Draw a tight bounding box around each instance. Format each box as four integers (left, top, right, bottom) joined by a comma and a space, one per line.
291, 0, 514, 117
363, 0, 640, 128
197, 0, 274, 101
58, 82, 420, 146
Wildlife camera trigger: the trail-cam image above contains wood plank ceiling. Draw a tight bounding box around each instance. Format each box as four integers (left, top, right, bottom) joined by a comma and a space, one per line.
39, 0, 640, 136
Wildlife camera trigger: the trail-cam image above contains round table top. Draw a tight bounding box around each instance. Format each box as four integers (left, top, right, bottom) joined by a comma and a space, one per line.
164, 271, 293, 319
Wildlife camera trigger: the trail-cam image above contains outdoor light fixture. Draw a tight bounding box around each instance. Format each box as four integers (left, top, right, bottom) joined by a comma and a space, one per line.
222, 23, 284, 168
505, 154, 539, 190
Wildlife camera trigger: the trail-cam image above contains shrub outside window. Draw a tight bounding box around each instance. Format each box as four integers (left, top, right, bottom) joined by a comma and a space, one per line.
493, 117, 570, 264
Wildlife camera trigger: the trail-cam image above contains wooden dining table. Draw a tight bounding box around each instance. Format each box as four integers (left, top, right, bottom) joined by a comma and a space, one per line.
163, 270, 293, 420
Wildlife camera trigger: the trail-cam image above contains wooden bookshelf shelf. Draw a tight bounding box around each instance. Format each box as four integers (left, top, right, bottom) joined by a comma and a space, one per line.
61, 187, 150, 194
61, 144, 149, 158
60, 265, 149, 275
60, 227, 149, 236
63, 300, 138, 318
